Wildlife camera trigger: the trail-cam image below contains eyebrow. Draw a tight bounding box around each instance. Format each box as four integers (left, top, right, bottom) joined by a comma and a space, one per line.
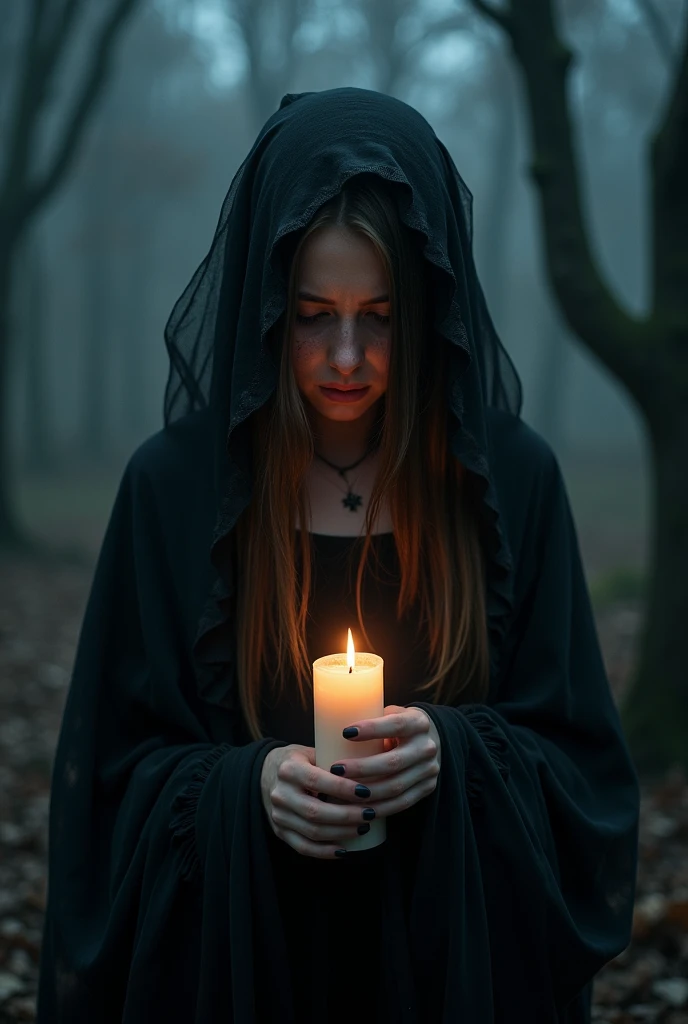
298, 290, 389, 305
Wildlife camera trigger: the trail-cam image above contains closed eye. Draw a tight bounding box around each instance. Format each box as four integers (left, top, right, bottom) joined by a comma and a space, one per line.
296, 312, 390, 325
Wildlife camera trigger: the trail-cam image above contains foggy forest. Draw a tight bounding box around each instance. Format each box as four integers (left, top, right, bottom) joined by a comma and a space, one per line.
0, 0, 687, 1020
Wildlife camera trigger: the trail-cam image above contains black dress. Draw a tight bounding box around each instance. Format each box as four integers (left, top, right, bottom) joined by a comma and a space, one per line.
30, 84, 637, 1021
260, 531, 431, 745
35, 408, 640, 1024
261, 531, 431, 1023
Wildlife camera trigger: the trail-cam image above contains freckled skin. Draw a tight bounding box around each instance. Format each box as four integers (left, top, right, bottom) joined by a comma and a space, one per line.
292, 225, 392, 466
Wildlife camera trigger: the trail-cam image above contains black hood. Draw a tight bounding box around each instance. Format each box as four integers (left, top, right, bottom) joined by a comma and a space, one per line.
161, 86, 523, 716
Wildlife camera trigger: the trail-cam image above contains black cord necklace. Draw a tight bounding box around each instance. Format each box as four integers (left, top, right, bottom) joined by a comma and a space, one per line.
314, 443, 377, 512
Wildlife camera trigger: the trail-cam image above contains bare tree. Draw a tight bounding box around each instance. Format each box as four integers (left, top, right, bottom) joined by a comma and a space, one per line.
360, 0, 417, 95
358, 0, 471, 95
0, 0, 141, 548
19, 227, 52, 472
474, 38, 519, 328
225, 0, 314, 129
72, 7, 204, 464
636, 0, 678, 65
530, 305, 572, 456
469, 0, 688, 774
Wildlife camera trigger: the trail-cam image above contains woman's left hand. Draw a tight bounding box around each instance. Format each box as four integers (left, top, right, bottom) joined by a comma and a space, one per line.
329, 705, 442, 817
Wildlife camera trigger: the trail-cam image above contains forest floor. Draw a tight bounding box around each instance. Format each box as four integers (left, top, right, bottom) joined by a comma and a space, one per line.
0, 455, 686, 1022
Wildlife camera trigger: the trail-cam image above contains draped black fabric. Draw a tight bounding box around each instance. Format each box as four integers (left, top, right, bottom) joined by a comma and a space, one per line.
36, 88, 640, 1023
162, 87, 522, 709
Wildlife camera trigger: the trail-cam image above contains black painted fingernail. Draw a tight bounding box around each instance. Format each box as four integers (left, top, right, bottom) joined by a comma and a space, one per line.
335, 849, 347, 857
343, 727, 359, 739
355, 784, 371, 798
318, 793, 328, 802
357, 823, 371, 835
362, 808, 376, 821
330, 764, 345, 775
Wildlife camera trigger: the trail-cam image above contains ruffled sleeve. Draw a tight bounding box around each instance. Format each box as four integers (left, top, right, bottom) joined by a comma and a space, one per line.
169, 743, 234, 882
458, 705, 511, 807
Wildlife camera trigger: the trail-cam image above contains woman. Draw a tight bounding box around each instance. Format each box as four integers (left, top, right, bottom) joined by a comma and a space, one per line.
36, 88, 640, 1023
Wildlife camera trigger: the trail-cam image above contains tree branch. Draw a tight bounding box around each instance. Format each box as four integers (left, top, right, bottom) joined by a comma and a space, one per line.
471, 0, 653, 394
651, 7, 688, 315
466, 0, 513, 33
653, 7, 688, 180
23, 0, 139, 221
399, 12, 472, 60
2, 1, 89, 217
271, 0, 306, 114
635, 0, 677, 68
0, 0, 50, 220
38, 0, 84, 95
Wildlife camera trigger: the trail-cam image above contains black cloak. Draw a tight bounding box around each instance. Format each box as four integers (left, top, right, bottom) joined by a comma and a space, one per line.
36, 88, 640, 1023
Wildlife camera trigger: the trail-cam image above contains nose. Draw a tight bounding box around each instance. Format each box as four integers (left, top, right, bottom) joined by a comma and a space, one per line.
327, 319, 365, 375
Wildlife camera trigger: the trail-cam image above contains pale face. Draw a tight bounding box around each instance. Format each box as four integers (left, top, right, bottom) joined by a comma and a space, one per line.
291, 225, 391, 428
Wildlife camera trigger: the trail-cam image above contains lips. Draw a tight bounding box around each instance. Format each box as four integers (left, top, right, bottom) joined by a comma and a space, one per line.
319, 384, 371, 403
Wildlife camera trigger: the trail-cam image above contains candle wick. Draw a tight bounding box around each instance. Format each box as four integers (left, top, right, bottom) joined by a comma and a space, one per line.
348, 666, 353, 674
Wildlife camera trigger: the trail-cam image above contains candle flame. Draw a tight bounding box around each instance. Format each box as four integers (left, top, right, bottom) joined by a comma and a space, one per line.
347, 628, 355, 673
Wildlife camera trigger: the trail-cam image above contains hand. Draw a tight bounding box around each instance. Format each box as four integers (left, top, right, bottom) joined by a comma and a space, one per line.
260, 743, 379, 860
329, 705, 441, 818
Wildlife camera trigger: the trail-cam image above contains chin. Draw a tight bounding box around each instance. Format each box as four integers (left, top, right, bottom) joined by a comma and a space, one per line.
309, 392, 380, 422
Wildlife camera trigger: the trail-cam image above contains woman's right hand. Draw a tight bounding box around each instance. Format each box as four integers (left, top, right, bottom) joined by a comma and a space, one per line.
260, 743, 376, 859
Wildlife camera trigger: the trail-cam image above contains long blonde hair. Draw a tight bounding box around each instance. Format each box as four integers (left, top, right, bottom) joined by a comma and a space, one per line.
235, 177, 489, 741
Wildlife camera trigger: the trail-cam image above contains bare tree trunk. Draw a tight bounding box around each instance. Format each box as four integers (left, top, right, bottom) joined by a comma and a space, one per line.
22, 228, 53, 472
361, 1, 470, 97
80, 173, 111, 462
623, 410, 688, 776
469, 0, 688, 774
235, 0, 306, 129
478, 46, 518, 328
0, 0, 140, 548
530, 308, 571, 455
363, 0, 411, 95
0, 246, 25, 547
120, 203, 155, 443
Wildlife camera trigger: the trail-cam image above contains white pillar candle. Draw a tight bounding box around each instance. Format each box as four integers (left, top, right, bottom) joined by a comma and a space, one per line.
313, 629, 386, 852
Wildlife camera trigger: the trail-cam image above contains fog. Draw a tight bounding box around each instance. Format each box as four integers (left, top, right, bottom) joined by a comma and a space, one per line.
1, 7, 687, 1011
5, 0, 682, 575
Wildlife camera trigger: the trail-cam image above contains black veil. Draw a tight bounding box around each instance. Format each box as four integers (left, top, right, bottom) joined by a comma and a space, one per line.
163, 88, 522, 423
161, 87, 523, 713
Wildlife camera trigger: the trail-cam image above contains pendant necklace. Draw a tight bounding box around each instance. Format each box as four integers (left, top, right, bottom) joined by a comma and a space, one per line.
314, 444, 377, 512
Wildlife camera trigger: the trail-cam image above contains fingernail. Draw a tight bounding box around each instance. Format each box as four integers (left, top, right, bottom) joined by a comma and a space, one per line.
335, 849, 347, 857
362, 808, 376, 821
318, 793, 328, 802
330, 764, 345, 775
354, 784, 371, 799
357, 823, 370, 835
343, 727, 359, 739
